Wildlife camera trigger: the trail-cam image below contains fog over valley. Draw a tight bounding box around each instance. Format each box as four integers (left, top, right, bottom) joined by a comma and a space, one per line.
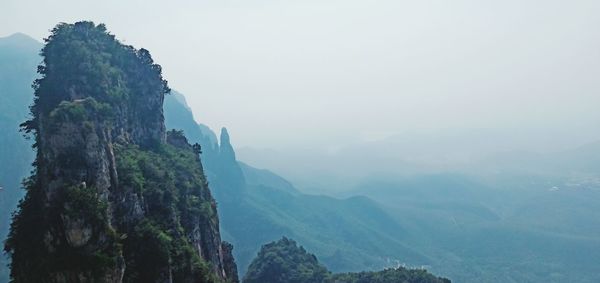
1, 1, 599, 283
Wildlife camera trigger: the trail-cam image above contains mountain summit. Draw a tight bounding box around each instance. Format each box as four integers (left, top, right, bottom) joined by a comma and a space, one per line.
0, 33, 40, 50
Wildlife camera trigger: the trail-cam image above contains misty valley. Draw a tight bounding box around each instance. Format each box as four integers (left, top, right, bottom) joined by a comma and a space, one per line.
1, 5, 600, 283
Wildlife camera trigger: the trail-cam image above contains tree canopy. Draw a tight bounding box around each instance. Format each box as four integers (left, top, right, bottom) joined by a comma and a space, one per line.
243, 237, 450, 283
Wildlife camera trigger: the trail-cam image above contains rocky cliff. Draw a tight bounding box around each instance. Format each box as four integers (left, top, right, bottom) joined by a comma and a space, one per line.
4, 21, 237, 283
211, 128, 246, 202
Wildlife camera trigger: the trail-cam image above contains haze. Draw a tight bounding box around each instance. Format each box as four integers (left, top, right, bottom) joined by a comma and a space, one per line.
2, 0, 600, 152
2, 3, 600, 281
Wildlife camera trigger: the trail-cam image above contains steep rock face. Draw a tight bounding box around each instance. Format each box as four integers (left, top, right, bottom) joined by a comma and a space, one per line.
218, 128, 235, 164
221, 242, 239, 283
4, 22, 237, 283
40, 99, 116, 209
212, 128, 246, 202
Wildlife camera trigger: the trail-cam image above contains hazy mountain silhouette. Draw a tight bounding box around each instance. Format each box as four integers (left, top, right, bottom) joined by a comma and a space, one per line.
0, 32, 41, 282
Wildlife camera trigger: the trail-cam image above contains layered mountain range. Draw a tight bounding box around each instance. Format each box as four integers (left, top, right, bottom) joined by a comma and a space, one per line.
3, 20, 600, 283
164, 92, 428, 275
0, 22, 443, 283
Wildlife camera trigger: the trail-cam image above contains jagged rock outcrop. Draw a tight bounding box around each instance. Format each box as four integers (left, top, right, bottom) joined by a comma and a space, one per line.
218, 128, 235, 164
4, 21, 237, 283
208, 128, 246, 203
221, 242, 239, 283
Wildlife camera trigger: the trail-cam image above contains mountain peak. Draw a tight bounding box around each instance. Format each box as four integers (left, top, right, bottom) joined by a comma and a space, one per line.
0, 32, 41, 48
2, 32, 33, 39
220, 127, 230, 146
5, 22, 237, 282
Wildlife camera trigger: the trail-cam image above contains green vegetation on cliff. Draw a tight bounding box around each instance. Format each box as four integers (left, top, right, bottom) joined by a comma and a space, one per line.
114, 135, 223, 282
4, 22, 236, 283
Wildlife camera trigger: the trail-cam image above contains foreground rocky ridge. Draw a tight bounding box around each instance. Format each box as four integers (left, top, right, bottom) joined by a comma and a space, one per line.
4, 22, 237, 282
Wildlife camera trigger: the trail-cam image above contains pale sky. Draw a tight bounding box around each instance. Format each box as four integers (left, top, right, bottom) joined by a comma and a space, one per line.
2, 0, 600, 149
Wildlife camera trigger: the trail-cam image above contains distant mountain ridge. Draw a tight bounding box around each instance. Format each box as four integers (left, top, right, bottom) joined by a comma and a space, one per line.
0, 32, 41, 282
0, 31, 438, 281
163, 92, 431, 276
5, 29, 599, 283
